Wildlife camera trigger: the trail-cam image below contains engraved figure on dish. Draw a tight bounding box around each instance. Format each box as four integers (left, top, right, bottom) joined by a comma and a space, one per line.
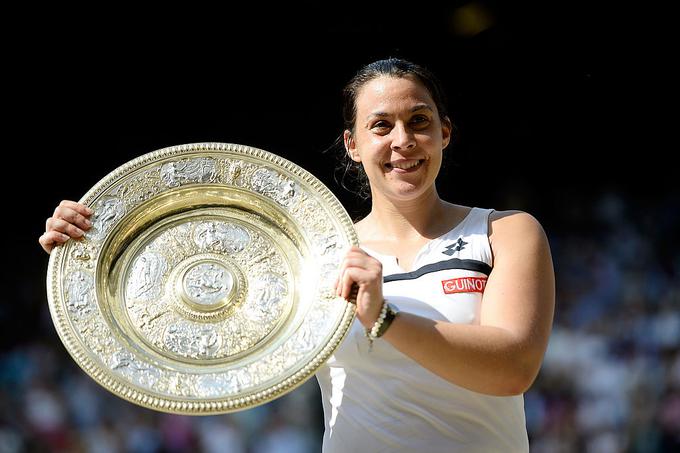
87, 197, 125, 240
195, 327, 220, 356
293, 324, 316, 354
251, 168, 300, 207
223, 159, 243, 185
128, 252, 168, 300
277, 179, 300, 207
70, 242, 92, 261
109, 351, 158, 391
245, 273, 287, 322
250, 168, 279, 196
66, 271, 94, 316
185, 263, 232, 306
193, 222, 250, 253
163, 323, 222, 359
160, 157, 217, 187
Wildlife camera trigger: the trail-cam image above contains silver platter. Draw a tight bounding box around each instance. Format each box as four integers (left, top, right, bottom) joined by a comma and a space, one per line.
47, 143, 357, 414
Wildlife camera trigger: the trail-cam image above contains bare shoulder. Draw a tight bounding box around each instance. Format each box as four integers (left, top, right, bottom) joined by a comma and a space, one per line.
488, 210, 549, 256
441, 202, 473, 229
489, 209, 545, 234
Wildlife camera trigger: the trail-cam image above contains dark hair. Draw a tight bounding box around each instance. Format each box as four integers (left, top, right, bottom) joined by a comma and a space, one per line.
335, 58, 452, 202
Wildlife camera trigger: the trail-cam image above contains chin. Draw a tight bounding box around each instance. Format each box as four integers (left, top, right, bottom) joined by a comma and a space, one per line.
385, 183, 432, 201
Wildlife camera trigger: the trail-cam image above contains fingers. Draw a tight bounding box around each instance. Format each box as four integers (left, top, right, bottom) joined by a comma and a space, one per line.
40, 200, 93, 255
38, 230, 71, 254
58, 200, 93, 217
335, 252, 386, 328
337, 267, 375, 300
333, 248, 365, 294
46, 217, 87, 238
334, 247, 383, 300
51, 202, 93, 232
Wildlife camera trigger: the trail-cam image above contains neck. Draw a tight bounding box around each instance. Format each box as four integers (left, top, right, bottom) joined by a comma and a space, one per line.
365, 185, 447, 241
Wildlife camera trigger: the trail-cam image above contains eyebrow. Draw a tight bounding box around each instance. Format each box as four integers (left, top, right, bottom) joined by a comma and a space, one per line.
366, 104, 434, 120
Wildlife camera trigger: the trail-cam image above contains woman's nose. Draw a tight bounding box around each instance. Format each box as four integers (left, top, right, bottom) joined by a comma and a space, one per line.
390, 123, 416, 151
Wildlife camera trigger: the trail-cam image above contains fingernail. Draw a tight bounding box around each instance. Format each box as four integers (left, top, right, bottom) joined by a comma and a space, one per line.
76, 228, 84, 236
84, 219, 92, 227
86, 207, 94, 214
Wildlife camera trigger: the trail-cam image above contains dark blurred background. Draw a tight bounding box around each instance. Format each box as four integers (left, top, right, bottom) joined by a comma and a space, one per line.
3, 2, 678, 452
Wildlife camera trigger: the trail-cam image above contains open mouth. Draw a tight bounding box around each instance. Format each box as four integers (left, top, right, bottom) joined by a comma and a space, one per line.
384, 159, 425, 172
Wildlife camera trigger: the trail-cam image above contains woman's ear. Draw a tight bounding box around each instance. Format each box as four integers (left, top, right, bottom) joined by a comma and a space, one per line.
344, 130, 361, 162
441, 116, 453, 149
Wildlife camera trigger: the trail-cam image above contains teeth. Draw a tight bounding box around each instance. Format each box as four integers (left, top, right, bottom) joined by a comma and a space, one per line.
390, 160, 421, 170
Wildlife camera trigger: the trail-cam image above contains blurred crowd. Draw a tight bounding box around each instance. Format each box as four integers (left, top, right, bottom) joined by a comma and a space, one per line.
2, 190, 678, 452
527, 191, 680, 452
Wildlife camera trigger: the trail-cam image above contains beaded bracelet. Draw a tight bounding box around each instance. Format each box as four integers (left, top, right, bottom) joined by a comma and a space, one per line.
364, 300, 398, 351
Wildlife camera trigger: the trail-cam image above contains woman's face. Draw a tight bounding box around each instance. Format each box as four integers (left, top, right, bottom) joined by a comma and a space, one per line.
345, 75, 451, 202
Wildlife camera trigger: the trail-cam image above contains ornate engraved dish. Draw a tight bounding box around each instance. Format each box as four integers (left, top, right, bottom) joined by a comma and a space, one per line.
47, 143, 357, 414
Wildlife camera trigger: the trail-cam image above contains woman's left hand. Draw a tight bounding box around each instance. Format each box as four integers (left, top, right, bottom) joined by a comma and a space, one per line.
334, 246, 384, 329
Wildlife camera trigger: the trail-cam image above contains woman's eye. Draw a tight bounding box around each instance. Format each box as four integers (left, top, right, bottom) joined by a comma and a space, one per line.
411, 116, 430, 128
372, 121, 390, 131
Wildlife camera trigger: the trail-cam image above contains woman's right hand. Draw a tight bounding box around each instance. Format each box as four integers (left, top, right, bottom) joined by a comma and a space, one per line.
334, 246, 385, 330
39, 200, 93, 255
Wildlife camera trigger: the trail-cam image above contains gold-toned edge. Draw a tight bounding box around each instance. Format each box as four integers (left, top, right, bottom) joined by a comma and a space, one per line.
46, 142, 358, 414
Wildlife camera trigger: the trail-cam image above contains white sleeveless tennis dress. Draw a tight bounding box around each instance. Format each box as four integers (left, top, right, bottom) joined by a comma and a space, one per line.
315, 207, 529, 452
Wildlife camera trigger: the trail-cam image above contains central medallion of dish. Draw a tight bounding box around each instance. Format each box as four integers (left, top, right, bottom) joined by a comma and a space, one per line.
182, 261, 234, 309
120, 213, 296, 363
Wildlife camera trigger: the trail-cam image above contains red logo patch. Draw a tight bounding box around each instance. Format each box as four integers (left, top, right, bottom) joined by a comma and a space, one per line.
441, 277, 488, 294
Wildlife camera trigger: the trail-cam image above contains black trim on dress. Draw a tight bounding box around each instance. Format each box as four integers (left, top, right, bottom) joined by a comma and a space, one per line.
384, 258, 492, 283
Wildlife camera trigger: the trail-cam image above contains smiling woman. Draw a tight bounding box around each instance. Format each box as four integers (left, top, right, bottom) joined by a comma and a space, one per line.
320, 58, 556, 452
338, 59, 452, 202
344, 76, 450, 202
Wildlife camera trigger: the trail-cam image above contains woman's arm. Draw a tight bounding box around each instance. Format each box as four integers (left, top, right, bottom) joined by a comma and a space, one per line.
381, 211, 555, 396
336, 210, 555, 396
